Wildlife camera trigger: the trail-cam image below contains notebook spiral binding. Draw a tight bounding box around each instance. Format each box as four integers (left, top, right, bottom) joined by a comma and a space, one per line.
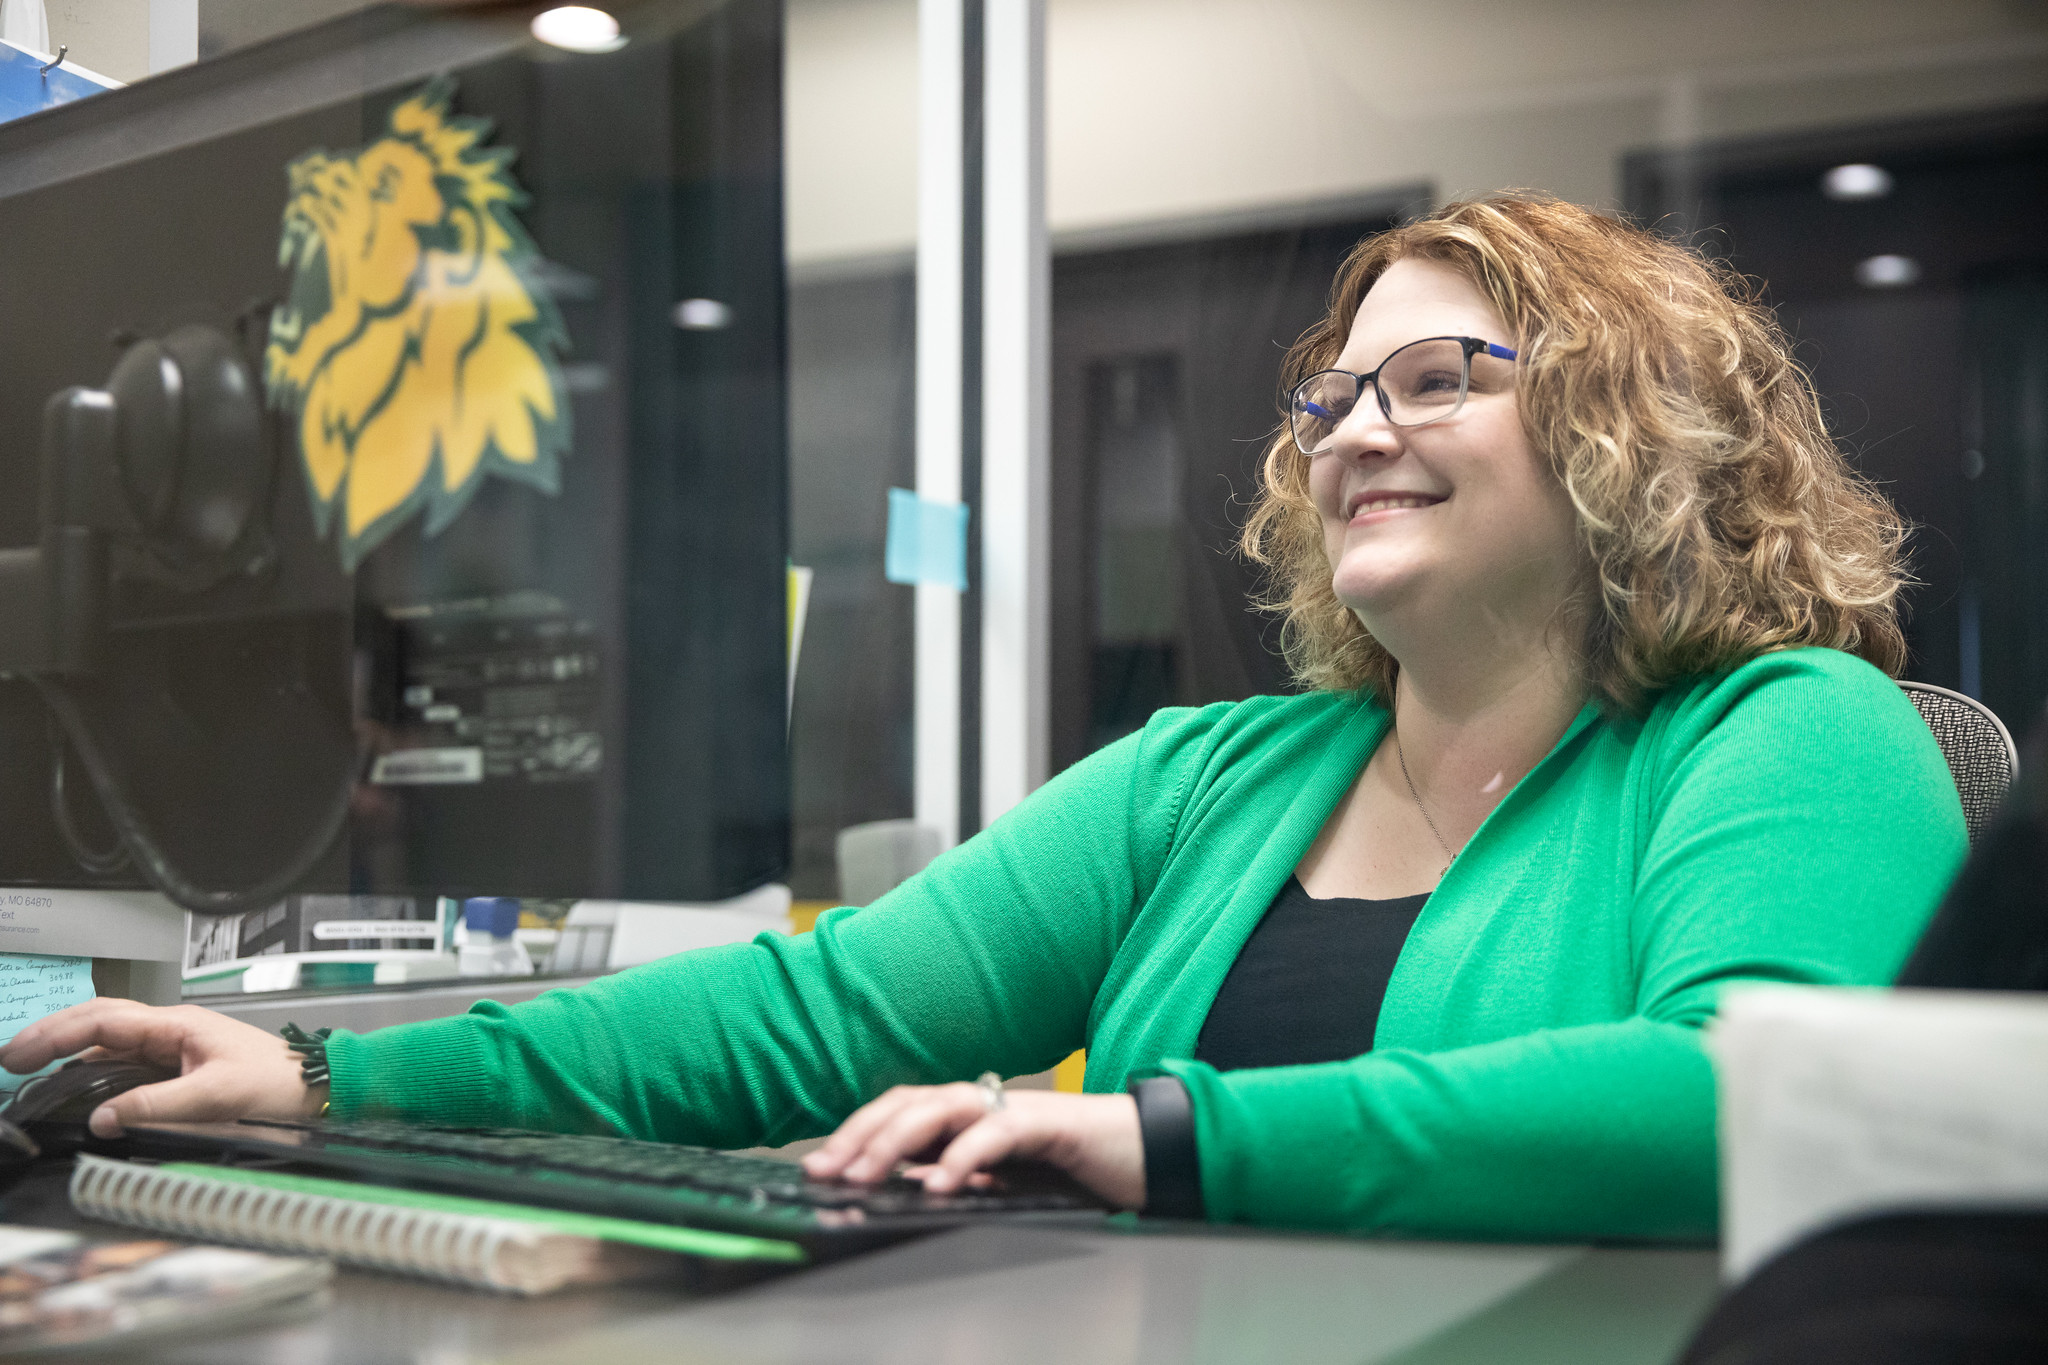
70, 1156, 543, 1291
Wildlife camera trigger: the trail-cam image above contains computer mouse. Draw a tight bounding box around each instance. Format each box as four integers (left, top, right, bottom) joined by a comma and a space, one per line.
0, 1056, 179, 1165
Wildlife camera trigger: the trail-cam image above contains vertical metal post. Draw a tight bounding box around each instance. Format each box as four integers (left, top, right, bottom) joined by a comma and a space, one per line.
979, 0, 1048, 824
914, 0, 965, 847
918, 0, 1043, 843
147, 0, 197, 75
958, 1, 985, 843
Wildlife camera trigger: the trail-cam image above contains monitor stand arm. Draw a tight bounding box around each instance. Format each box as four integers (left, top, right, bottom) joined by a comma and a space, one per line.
0, 528, 109, 676
0, 389, 123, 674
0, 325, 270, 677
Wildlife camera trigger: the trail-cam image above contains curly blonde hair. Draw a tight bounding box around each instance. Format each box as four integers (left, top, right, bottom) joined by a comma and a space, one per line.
1240, 191, 1910, 712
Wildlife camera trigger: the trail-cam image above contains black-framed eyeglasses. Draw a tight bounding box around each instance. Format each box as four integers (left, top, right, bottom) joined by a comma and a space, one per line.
1288, 335, 1519, 456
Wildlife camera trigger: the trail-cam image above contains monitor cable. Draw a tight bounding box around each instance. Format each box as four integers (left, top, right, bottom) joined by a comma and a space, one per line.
45, 712, 129, 877
28, 676, 363, 918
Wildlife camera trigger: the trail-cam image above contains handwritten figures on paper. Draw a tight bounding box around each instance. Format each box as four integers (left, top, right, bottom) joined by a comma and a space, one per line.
265, 78, 571, 571
0, 954, 92, 1095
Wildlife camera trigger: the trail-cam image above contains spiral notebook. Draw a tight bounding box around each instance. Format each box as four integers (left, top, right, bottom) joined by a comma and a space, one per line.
69, 1156, 805, 1296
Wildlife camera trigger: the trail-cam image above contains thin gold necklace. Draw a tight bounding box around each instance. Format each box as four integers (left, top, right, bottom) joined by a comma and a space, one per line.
1394, 727, 1457, 880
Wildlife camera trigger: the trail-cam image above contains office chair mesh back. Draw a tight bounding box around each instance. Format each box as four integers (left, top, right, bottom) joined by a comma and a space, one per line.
1899, 681, 2019, 847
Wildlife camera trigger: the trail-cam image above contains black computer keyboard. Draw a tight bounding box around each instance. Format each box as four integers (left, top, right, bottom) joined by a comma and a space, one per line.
276, 1117, 1095, 1217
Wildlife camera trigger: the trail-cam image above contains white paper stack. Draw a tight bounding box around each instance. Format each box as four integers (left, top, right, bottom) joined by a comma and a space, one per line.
595, 882, 793, 969
1715, 985, 2048, 1281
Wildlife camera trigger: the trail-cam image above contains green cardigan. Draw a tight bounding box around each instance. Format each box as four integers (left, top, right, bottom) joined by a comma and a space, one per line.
328, 648, 1965, 1240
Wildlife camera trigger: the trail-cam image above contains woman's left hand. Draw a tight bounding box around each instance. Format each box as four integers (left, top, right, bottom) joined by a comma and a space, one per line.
801, 1083, 1146, 1209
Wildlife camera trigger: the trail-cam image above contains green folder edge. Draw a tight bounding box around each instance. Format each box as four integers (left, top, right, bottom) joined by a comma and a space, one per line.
143, 1161, 806, 1264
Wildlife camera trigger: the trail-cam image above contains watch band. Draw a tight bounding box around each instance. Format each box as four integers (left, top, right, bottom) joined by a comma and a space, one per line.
1128, 1074, 1204, 1220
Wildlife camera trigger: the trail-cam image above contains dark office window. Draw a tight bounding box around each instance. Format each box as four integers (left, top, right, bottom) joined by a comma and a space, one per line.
1088, 355, 1186, 751
1964, 267, 2048, 728
1049, 195, 1425, 774
785, 265, 917, 897
1627, 106, 2048, 729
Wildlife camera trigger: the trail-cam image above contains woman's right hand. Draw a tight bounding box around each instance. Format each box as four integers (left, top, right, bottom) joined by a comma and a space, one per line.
0, 999, 322, 1138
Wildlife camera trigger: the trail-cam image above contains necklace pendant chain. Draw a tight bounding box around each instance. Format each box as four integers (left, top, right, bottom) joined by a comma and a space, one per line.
1395, 727, 1459, 879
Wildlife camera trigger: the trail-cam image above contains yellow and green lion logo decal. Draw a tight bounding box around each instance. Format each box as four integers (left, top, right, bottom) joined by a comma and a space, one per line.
266, 78, 569, 569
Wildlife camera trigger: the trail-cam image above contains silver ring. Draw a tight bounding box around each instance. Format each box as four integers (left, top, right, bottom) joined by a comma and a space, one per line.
975, 1070, 1005, 1113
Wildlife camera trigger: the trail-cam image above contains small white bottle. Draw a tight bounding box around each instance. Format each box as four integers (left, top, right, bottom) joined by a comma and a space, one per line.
458, 897, 534, 977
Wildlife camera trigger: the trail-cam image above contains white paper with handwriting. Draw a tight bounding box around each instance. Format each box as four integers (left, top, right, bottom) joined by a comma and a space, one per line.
0, 953, 93, 1096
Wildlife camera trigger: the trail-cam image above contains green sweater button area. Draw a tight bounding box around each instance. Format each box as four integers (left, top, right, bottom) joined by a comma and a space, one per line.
327, 647, 1966, 1242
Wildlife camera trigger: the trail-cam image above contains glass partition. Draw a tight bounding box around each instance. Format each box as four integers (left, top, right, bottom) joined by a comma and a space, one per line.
192, 2, 2041, 903
6, 0, 2042, 996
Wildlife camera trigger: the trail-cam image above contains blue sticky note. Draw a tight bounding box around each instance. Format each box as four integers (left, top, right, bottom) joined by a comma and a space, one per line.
885, 487, 969, 591
0, 953, 94, 1095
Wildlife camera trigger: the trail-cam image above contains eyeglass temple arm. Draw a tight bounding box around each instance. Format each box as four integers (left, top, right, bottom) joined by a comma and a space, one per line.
1478, 340, 1517, 361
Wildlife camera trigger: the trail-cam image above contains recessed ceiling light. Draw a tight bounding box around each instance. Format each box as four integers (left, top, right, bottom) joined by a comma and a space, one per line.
531, 6, 627, 54
1855, 254, 1920, 289
673, 298, 733, 330
1822, 163, 1894, 201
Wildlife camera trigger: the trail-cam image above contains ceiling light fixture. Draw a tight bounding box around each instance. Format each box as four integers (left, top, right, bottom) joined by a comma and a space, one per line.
1854, 254, 1920, 289
1822, 163, 1894, 201
673, 299, 733, 330
531, 6, 627, 54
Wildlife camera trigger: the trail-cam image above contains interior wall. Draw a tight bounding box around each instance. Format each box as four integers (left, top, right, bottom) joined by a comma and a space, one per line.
43, 0, 151, 81
195, 0, 366, 59
787, 0, 2048, 265
42, 0, 200, 81
38, 2, 2048, 254
785, 0, 918, 264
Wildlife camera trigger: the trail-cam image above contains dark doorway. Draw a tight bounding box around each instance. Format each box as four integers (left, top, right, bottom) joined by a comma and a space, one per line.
1049, 192, 1427, 774
1626, 106, 2048, 731
785, 266, 917, 896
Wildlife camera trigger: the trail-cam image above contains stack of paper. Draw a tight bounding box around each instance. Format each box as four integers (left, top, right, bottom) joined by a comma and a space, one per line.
1715, 985, 2048, 1280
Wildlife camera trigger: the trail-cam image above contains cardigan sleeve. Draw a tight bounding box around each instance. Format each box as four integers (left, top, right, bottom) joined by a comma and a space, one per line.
324, 704, 1223, 1148
1164, 652, 1968, 1240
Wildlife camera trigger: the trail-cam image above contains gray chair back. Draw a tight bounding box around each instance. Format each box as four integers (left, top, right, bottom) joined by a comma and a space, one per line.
1899, 681, 2019, 846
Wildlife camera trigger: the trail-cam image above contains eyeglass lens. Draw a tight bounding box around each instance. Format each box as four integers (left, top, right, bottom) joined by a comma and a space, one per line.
1290, 337, 1491, 455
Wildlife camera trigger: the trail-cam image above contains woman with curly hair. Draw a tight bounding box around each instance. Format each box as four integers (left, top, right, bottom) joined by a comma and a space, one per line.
4, 193, 1964, 1240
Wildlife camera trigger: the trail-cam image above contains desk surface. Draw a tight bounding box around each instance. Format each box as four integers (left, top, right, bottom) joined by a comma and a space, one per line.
2, 1162, 1721, 1365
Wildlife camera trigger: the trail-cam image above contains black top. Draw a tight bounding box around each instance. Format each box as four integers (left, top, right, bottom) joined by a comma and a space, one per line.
1130, 876, 1429, 1218
1193, 876, 1430, 1071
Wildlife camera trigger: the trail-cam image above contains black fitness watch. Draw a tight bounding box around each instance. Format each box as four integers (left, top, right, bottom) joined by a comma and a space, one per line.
1128, 1074, 1204, 1220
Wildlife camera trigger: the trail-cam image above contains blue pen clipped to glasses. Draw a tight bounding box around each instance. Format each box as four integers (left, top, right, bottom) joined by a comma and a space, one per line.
1289, 335, 1518, 456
